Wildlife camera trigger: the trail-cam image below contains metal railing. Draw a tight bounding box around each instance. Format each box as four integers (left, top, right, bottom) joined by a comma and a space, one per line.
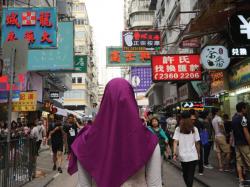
0, 137, 36, 187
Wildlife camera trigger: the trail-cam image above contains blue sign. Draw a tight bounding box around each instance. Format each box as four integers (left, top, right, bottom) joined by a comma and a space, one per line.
28, 22, 74, 71
131, 66, 152, 93
1, 7, 57, 48
0, 90, 20, 103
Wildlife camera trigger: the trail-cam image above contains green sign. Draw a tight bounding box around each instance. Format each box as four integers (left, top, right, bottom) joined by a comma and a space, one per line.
106, 46, 151, 67
74, 55, 87, 73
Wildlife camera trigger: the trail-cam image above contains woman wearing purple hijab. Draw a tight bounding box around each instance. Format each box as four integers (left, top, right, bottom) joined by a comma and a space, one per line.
68, 78, 162, 187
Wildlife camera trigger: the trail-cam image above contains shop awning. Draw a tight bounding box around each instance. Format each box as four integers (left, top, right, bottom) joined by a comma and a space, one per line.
181, 0, 250, 41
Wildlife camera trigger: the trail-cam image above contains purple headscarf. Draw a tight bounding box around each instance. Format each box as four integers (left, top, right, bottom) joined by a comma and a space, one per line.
68, 78, 158, 187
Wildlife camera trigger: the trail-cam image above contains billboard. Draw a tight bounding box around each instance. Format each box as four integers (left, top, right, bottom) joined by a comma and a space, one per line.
13, 91, 37, 112
151, 54, 202, 82
106, 47, 151, 66
131, 66, 152, 93
122, 31, 161, 51
28, 22, 74, 71
1, 7, 57, 48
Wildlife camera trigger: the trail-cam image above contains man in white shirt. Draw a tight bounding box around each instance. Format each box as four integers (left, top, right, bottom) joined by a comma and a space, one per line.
212, 108, 231, 171
31, 120, 46, 156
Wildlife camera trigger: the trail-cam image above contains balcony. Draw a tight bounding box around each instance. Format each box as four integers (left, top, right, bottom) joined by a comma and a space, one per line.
129, 12, 154, 29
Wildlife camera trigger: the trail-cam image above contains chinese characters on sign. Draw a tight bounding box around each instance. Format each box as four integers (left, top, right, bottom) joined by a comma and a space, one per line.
2, 8, 57, 48
228, 47, 250, 57
107, 47, 151, 66
201, 46, 230, 70
74, 55, 87, 72
122, 31, 161, 51
210, 71, 228, 95
12, 91, 37, 112
151, 54, 201, 82
131, 66, 152, 93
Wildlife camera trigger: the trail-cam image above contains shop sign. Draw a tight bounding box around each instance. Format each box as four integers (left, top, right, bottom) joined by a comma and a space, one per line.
151, 54, 201, 82
131, 66, 152, 93
122, 31, 161, 51
106, 47, 151, 66
0, 90, 20, 103
1, 7, 57, 48
0, 74, 26, 91
178, 84, 189, 102
229, 11, 250, 45
181, 101, 204, 111
210, 71, 228, 95
201, 46, 230, 70
229, 61, 250, 90
49, 91, 59, 99
228, 46, 250, 57
12, 91, 37, 112
28, 22, 74, 71
165, 96, 177, 106
74, 55, 87, 73
179, 38, 200, 48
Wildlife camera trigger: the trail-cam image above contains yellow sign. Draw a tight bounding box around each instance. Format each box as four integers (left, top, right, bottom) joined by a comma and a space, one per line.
13, 91, 37, 112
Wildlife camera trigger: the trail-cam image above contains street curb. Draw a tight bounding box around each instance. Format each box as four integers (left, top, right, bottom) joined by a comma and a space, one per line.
167, 160, 210, 187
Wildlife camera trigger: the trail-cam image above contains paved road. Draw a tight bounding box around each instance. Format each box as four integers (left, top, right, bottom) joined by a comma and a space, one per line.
47, 161, 205, 187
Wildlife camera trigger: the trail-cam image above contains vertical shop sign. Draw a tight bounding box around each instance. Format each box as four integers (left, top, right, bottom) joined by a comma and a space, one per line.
131, 66, 152, 93
2, 7, 57, 48
122, 31, 161, 51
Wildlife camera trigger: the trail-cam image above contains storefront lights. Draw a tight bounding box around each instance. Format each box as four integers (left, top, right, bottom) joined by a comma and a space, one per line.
235, 87, 250, 95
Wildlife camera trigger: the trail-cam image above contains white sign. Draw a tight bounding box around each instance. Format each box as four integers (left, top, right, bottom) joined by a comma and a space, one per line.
238, 15, 250, 39
201, 46, 230, 70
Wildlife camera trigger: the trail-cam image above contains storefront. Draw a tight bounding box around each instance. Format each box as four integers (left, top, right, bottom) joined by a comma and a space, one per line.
228, 59, 250, 118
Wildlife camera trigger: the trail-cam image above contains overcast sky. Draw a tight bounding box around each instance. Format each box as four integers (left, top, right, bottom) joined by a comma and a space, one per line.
85, 0, 123, 84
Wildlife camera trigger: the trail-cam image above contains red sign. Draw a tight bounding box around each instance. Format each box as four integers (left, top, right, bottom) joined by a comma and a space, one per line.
179, 38, 200, 48
151, 54, 202, 82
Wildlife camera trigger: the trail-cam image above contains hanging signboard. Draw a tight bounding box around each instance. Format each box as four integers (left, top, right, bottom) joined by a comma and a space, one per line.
1, 7, 57, 48
210, 71, 228, 95
106, 47, 151, 66
122, 31, 161, 51
179, 38, 200, 48
228, 46, 250, 57
181, 101, 204, 111
151, 54, 201, 82
201, 46, 230, 70
12, 91, 37, 112
229, 11, 250, 45
228, 60, 250, 90
74, 55, 87, 72
28, 22, 74, 71
130, 66, 152, 93
49, 91, 59, 99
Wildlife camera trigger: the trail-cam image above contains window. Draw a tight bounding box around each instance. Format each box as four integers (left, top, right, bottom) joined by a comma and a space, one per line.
77, 77, 83, 83
72, 77, 76, 83
75, 31, 85, 40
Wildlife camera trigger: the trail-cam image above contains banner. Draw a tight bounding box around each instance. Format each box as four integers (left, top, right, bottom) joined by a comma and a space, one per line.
13, 91, 37, 112
151, 54, 201, 82
131, 66, 152, 93
122, 31, 161, 51
28, 22, 74, 71
106, 47, 151, 66
2, 7, 57, 48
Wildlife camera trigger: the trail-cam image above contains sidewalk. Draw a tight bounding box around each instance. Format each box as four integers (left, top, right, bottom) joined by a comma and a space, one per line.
169, 150, 239, 187
23, 145, 66, 187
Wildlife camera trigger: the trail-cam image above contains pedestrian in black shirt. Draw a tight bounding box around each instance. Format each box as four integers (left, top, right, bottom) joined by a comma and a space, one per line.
48, 118, 64, 173
64, 114, 81, 160
232, 102, 250, 186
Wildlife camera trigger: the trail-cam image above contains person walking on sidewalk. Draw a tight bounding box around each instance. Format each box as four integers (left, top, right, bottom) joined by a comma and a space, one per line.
31, 120, 46, 156
190, 110, 204, 175
232, 102, 250, 186
173, 112, 200, 187
212, 108, 231, 171
68, 78, 162, 187
63, 114, 81, 160
48, 118, 65, 173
